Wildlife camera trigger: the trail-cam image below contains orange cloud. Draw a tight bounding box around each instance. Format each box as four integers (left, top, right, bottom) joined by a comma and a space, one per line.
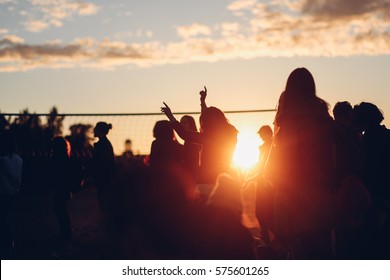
300, 0, 390, 20
1, 0, 390, 72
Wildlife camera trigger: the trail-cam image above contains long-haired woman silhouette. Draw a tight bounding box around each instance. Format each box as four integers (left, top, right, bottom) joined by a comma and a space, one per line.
92, 122, 115, 212
266, 68, 335, 259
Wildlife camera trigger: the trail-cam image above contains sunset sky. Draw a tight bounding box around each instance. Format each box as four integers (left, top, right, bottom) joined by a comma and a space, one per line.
1, 0, 390, 155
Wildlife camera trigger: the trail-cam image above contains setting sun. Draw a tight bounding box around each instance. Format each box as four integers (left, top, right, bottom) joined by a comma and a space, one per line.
232, 127, 261, 170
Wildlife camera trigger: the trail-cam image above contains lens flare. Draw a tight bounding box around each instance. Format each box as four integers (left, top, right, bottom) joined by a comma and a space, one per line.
232, 128, 260, 170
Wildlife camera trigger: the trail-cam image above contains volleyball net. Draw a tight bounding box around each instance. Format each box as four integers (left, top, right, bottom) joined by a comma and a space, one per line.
1, 109, 276, 157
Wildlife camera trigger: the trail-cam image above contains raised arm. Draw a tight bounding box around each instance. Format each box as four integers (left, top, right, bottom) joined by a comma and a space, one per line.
161, 102, 204, 144
161, 102, 176, 122
200, 86, 208, 114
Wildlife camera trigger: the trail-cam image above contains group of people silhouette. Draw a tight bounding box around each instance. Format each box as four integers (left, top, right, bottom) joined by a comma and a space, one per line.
1, 67, 390, 260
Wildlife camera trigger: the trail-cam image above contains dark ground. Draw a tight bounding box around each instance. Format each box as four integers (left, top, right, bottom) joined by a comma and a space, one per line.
7, 187, 102, 259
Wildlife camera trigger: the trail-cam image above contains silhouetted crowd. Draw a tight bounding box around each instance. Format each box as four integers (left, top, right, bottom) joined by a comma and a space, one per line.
1, 68, 390, 260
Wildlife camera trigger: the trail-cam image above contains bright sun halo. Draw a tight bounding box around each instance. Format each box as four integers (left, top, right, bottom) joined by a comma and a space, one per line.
232, 129, 260, 170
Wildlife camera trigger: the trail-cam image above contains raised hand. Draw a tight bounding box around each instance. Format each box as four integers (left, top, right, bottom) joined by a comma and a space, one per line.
161, 102, 175, 121
199, 86, 207, 102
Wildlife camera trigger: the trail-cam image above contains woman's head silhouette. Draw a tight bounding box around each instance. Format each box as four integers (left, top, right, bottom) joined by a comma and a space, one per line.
200, 106, 230, 133
94, 122, 112, 138
275, 67, 330, 126
285, 67, 316, 99
180, 115, 197, 132
354, 102, 384, 130
153, 120, 175, 141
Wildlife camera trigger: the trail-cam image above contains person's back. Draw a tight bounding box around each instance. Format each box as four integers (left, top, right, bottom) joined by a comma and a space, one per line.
353, 102, 390, 258
182, 141, 201, 175
180, 115, 201, 177
363, 126, 390, 198
150, 139, 182, 167
149, 120, 183, 168
93, 124, 115, 184
328, 102, 371, 258
271, 113, 334, 230
332, 101, 364, 180
354, 103, 390, 200
198, 123, 237, 183
93, 136, 114, 176
266, 68, 335, 259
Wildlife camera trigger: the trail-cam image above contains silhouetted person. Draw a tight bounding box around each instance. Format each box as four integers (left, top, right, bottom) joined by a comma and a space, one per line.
122, 139, 134, 159
92, 122, 115, 212
333, 101, 353, 123
161, 86, 238, 204
265, 68, 335, 259
353, 102, 390, 258
332, 101, 364, 179
353, 102, 390, 200
179, 115, 201, 180
255, 125, 274, 245
51, 137, 73, 240
0, 131, 22, 258
257, 125, 273, 174
149, 120, 183, 168
117, 138, 141, 171
331, 101, 369, 259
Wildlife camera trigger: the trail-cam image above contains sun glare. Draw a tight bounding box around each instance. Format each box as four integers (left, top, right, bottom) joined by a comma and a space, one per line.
232, 128, 261, 170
